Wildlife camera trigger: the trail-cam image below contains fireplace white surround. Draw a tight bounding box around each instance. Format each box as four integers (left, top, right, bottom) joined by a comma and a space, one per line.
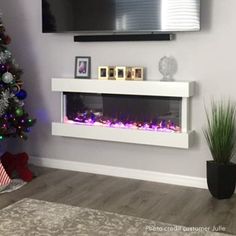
51, 78, 195, 149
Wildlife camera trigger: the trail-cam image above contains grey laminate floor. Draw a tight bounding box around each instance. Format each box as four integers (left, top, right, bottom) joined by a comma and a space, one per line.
0, 166, 236, 235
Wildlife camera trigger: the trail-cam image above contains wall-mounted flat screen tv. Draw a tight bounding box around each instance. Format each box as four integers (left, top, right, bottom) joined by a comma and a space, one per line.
42, 0, 200, 34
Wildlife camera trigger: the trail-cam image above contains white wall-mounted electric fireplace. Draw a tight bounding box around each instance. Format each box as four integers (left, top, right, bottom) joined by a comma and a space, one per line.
52, 78, 195, 149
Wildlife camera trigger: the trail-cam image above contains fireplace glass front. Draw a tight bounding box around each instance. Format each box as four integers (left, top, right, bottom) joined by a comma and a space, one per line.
64, 92, 182, 133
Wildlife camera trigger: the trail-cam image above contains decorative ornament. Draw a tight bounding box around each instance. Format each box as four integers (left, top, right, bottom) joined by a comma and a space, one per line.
15, 107, 24, 117
25, 127, 31, 133
0, 52, 6, 64
159, 56, 178, 81
0, 50, 11, 64
16, 79, 24, 86
16, 89, 27, 100
1, 90, 13, 103
0, 90, 13, 116
0, 64, 7, 73
13, 95, 24, 107
12, 84, 21, 94
2, 71, 14, 83
0, 96, 8, 116
4, 50, 12, 60
4, 35, 11, 45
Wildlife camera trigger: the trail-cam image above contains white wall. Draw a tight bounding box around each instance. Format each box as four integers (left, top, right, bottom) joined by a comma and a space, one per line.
0, 0, 235, 178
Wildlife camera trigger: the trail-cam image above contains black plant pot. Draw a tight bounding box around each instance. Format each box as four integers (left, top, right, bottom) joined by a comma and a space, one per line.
207, 161, 236, 199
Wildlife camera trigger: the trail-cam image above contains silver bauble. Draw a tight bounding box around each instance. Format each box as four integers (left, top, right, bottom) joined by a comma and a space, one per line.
2, 72, 14, 83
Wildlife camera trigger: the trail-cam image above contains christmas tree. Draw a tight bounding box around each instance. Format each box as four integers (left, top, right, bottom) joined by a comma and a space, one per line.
0, 18, 35, 140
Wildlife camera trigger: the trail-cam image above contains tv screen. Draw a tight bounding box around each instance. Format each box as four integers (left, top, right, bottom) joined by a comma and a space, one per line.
42, 0, 200, 33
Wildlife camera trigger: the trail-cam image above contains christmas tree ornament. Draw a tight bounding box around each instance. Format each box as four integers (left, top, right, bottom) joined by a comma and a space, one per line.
1, 90, 12, 103
16, 89, 27, 100
16, 79, 23, 86
15, 108, 24, 117
0, 50, 11, 64
0, 96, 8, 116
2, 71, 14, 83
26, 127, 31, 133
0, 64, 7, 73
0, 52, 6, 63
4, 50, 11, 60
11, 84, 21, 94
4, 35, 11, 45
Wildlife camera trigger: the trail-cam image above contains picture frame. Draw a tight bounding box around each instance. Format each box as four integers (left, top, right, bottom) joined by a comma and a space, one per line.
75, 56, 91, 78
132, 67, 144, 80
126, 67, 133, 80
108, 66, 116, 80
115, 66, 126, 80
98, 66, 109, 80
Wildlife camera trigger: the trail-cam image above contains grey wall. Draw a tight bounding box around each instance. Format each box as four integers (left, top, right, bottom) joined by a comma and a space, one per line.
0, 0, 235, 178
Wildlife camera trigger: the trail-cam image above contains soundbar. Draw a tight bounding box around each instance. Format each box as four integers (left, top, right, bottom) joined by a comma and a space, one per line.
74, 34, 174, 42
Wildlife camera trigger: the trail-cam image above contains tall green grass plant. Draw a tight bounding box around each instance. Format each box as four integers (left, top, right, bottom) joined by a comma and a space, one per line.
203, 100, 236, 164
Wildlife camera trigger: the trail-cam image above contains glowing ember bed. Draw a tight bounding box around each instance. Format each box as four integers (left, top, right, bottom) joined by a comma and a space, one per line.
65, 94, 181, 133
52, 79, 195, 149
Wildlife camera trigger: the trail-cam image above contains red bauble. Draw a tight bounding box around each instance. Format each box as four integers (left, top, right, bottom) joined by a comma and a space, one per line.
4, 35, 11, 45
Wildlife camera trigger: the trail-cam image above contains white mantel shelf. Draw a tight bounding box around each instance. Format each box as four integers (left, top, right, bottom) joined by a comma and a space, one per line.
52, 78, 195, 98
52, 78, 195, 149
52, 123, 194, 149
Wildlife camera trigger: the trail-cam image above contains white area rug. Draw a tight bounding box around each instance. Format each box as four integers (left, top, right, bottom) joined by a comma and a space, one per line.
0, 198, 231, 236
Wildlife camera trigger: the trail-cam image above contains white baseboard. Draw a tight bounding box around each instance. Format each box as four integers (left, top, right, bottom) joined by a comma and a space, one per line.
29, 156, 207, 189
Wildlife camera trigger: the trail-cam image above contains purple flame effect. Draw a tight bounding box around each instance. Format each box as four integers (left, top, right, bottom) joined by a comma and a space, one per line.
65, 111, 181, 133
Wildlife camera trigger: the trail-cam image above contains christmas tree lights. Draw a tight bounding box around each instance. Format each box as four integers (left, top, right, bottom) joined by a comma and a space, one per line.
0, 19, 35, 140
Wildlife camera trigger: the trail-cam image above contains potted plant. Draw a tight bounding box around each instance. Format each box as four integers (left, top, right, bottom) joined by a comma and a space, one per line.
203, 100, 236, 199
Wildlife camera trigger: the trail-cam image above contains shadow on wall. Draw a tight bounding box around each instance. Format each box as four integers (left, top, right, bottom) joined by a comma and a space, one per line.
201, 0, 213, 31
1, 1, 50, 155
